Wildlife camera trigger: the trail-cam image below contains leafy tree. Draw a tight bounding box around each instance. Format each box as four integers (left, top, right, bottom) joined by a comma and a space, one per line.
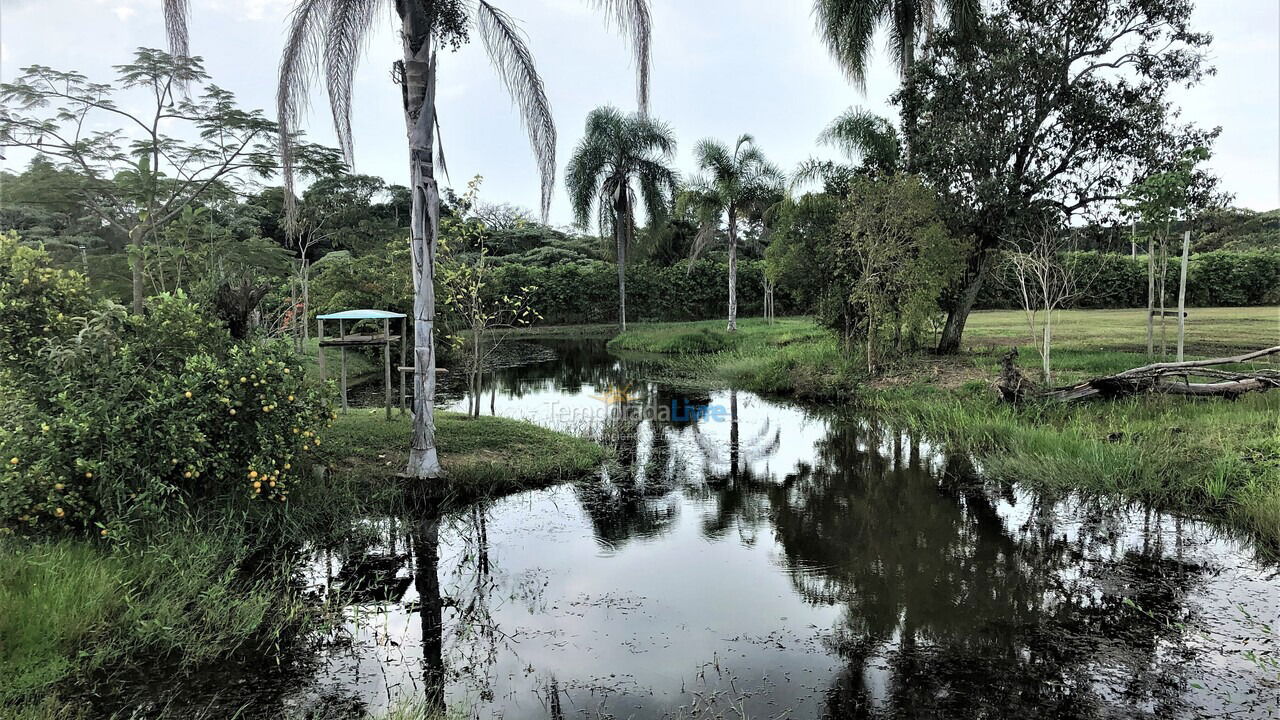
566, 106, 679, 330
900, 0, 1220, 353
835, 175, 959, 371
0, 49, 341, 315
1123, 147, 1222, 358
683, 136, 784, 331
271, 0, 653, 480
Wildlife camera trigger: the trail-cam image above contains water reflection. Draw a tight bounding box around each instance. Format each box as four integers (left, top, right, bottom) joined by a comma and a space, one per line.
293, 339, 1278, 719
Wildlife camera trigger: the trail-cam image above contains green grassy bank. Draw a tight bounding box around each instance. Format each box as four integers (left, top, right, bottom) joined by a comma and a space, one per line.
1, 410, 605, 716
608, 309, 1280, 550
324, 409, 608, 498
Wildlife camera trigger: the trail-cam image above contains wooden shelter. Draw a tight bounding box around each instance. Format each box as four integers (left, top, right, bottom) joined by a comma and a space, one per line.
316, 309, 406, 420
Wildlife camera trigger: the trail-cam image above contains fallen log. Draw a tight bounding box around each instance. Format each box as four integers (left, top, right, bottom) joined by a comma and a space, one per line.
999, 346, 1280, 402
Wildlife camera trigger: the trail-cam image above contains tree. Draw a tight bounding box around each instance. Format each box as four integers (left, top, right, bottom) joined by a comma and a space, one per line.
270, 0, 653, 480
901, 0, 1219, 354
683, 136, 784, 332
1000, 220, 1098, 382
836, 175, 959, 372
438, 178, 540, 417
565, 106, 678, 331
0, 49, 340, 314
1123, 147, 1221, 359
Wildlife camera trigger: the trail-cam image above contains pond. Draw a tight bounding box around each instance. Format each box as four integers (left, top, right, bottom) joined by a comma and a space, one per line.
139, 340, 1280, 718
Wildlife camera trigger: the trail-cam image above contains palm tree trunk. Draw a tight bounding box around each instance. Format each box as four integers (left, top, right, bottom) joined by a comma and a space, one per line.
402, 9, 443, 479
615, 189, 628, 331
726, 206, 738, 332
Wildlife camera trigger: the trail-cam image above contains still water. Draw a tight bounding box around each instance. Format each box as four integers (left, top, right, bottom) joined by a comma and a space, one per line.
185, 341, 1280, 717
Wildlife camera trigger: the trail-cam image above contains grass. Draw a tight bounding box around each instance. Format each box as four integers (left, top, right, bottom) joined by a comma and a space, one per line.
603, 308, 1280, 549
0, 506, 328, 709
323, 409, 608, 499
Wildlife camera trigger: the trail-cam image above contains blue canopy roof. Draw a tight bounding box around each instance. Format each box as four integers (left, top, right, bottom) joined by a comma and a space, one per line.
316, 309, 406, 320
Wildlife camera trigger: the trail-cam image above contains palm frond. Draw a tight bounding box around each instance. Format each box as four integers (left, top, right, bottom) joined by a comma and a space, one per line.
476, 1, 557, 222
587, 0, 653, 114
164, 0, 191, 57
813, 0, 883, 89
819, 107, 901, 172
325, 0, 381, 166
277, 0, 332, 231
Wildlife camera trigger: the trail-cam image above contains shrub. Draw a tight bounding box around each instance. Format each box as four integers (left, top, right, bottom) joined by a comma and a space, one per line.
0, 238, 333, 536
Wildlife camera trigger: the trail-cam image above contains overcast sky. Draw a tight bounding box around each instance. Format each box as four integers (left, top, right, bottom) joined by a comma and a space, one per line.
2, 0, 1277, 226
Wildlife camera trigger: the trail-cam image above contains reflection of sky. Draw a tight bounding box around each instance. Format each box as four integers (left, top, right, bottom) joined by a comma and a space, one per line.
293, 342, 1280, 719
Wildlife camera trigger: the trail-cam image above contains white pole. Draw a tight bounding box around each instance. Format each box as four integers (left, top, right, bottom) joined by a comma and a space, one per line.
1177, 230, 1190, 362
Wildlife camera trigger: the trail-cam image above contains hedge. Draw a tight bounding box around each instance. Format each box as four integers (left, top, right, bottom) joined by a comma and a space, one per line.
487, 259, 786, 325
976, 251, 1280, 310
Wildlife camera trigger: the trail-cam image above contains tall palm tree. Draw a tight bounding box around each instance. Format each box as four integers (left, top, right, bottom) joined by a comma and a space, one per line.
187, 0, 653, 480
683, 136, 784, 332
793, 108, 901, 191
813, 0, 980, 86
566, 106, 678, 331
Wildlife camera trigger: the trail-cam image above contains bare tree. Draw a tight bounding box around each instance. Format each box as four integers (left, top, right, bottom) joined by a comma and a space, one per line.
1002, 220, 1098, 383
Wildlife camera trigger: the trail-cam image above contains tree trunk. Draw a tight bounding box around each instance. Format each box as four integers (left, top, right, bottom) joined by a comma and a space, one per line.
1041, 310, 1052, 383
614, 189, 628, 331
936, 245, 994, 354
130, 226, 145, 315
726, 206, 738, 332
1146, 232, 1155, 358
402, 11, 443, 479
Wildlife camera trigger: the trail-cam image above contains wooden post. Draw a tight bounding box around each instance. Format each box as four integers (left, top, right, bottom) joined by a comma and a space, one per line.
1130, 222, 1136, 258
1146, 234, 1155, 358
317, 318, 326, 381
339, 319, 348, 412
399, 318, 407, 415
383, 318, 392, 421
1177, 230, 1190, 362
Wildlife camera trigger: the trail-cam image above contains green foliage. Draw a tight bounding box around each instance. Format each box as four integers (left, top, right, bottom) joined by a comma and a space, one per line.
0, 239, 333, 535
0, 231, 96, 373
836, 175, 961, 364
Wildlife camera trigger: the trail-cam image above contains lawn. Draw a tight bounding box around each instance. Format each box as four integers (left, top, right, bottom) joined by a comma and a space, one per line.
323, 409, 608, 499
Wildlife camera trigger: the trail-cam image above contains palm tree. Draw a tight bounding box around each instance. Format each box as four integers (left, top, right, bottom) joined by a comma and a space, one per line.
683, 136, 784, 332
793, 108, 901, 192
813, 0, 979, 86
566, 106, 678, 331
171, 0, 654, 480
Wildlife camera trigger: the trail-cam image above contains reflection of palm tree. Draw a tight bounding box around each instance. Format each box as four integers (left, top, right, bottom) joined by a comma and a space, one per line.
411, 514, 445, 713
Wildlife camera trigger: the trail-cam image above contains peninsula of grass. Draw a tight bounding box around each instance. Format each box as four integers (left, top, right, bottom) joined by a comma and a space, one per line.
606, 308, 1280, 550
324, 409, 608, 498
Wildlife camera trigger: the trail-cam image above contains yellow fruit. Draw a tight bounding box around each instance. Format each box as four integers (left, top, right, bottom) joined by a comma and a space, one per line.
54, 483, 65, 490
229, 409, 237, 415
268, 481, 275, 488
283, 463, 291, 470
183, 471, 192, 479
40, 423, 50, 433
252, 481, 261, 489
53, 508, 64, 518
292, 427, 299, 434
287, 395, 295, 402
84, 472, 92, 479
171, 458, 179, 464
184, 391, 193, 399
239, 377, 247, 383
283, 368, 291, 374
8, 457, 18, 465
249, 470, 259, 479
100, 528, 108, 537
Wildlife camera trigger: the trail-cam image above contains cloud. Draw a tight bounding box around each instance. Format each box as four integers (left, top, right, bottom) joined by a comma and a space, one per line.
112, 6, 135, 21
